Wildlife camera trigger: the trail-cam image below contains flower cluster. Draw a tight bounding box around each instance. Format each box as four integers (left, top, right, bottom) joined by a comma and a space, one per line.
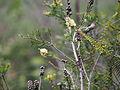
38, 48, 48, 56
43, 11, 51, 16
53, 0, 63, 6
45, 73, 56, 81
65, 17, 76, 29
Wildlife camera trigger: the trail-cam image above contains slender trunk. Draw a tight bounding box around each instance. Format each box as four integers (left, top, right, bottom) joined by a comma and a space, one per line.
71, 33, 84, 90
79, 68, 83, 90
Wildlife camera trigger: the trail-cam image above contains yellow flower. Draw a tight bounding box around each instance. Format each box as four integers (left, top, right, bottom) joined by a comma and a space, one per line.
45, 73, 56, 81
64, 33, 69, 38
39, 48, 48, 56
57, 1, 63, 6
53, 0, 63, 6
65, 17, 76, 29
43, 11, 50, 16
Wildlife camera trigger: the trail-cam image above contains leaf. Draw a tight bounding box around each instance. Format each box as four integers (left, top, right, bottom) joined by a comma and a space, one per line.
78, 30, 96, 45
0, 63, 10, 75
78, 30, 110, 54
4, 64, 10, 73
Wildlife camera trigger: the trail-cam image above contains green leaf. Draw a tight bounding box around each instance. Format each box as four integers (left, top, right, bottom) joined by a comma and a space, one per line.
0, 63, 10, 75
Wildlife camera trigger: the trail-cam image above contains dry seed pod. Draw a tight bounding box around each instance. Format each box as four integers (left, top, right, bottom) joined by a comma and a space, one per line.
87, 0, 94, 12
89, 0, 94, 6
33, 80, 39, 90
66, 0, 72, 17
39, 66, 45, 76
28, 80, 34, 90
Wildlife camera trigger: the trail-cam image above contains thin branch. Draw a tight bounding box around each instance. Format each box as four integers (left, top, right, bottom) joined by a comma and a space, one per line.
46, 41, 75, 63
70, 73, 76, 90
99, 18, 120, 32
79, 68, 83, 90
89, 54, 101, 80
55, 57, 68, 63
71, 42, 79, 62
77, 41, 80, 51
39, 77, 41, 90
87, 54, 100, 90
111, 18, 120, 25
64, 68, 75, 90
64, 68, 71, 90
22, 36, 75, 63
73, 31, 90, 84
71, 32, 79, 62
2, 75, 9, 90
71, 32, 83, 90
0, 79, 4, 90
48, 61, 59, 70
80, 58, 90, 83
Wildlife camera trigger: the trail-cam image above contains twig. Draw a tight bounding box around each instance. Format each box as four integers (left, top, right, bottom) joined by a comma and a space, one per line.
89, 54, 101, 79
70, 72, 76, 90
0, 80, 4, 90
64, 69, 71, 90
45, 41, 75, 63
74, 32, 90, 84
79, 68, 83, 90
111, 18, 120, 25
71, 32, 83, 90
71, 42, 79, 62
22, 36, 75, 63
77, 41, 80, 51
39, 77, 41, 90
48, 61, 59, 70
88, 54, 101, 90
64, 68, 75, 90
79, 58, 90, 85
71, 32, 79, 62
75, 30, 90, 83
55, 57, 68, 63
2, 75, 9, 90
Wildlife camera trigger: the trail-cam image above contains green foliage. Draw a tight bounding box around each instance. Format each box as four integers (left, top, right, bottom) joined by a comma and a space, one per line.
0, 63, 10, 90
91, 72, 111, 90
36, 1, 120, 90
0, 63, 10, 76
0, 0, 119, 90
44, 0, 65, 20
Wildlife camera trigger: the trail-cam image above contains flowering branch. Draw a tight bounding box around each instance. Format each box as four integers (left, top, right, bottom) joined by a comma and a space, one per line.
22, 35, 75, 63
